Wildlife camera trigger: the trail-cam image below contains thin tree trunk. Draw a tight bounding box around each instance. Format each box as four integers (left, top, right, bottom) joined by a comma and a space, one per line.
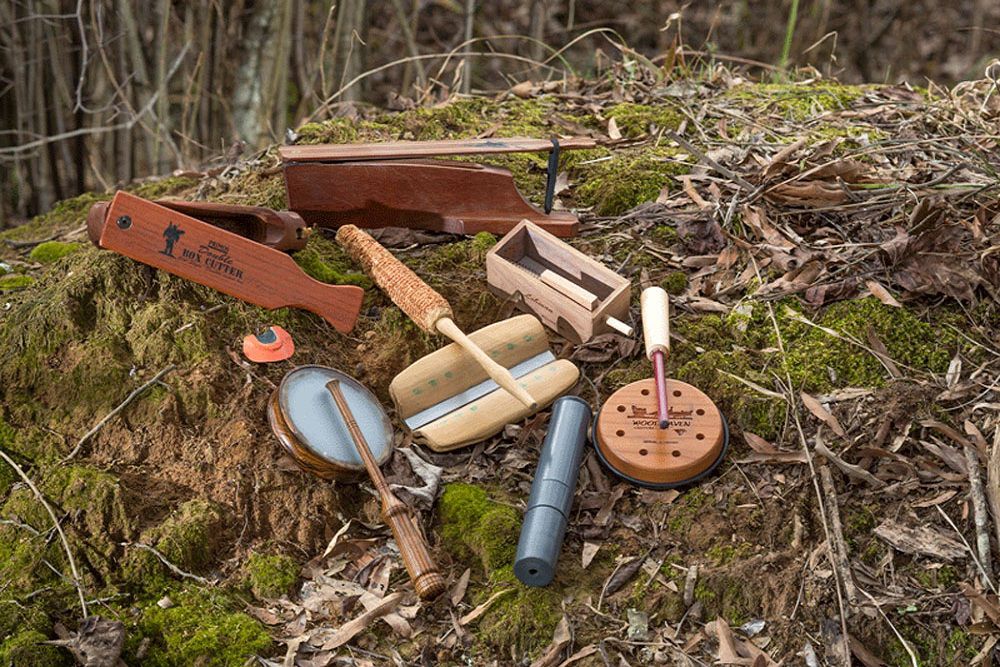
461, 0, 475, 94
528, 0, 547, 75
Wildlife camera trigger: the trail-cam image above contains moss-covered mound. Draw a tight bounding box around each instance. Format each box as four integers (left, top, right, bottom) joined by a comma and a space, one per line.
0, 72, 993, 664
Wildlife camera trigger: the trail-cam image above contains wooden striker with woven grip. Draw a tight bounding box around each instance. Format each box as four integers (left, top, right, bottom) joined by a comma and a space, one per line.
336, 225, 537, 409
326, 380, 446, 600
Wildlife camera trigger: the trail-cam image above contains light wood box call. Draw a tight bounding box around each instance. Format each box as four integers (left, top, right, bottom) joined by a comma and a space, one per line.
486, 220, 632, 344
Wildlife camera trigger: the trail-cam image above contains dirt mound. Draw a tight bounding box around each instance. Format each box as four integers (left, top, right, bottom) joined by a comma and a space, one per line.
3, 63, 1000, 665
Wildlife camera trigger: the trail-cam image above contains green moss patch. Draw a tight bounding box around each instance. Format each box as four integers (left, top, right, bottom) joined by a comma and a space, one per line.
127, 175, 199, 201
28, 241, 81, 264
123, 586, 271, 666
882, 625, 978, 666
247, 552, 299, 599
439, 483, 561, 651
575, 148, 689, 216
776, 297, 955, 390
666, 298, 959, 439
292, 235, 369, 287
0, 191, 110, 243
144, 499, 227, 573
728, 81, 867, 121
605, 102, 682, 138
661, 271, 688, 295
0, 630, 65, 666
0, 274, 35, 289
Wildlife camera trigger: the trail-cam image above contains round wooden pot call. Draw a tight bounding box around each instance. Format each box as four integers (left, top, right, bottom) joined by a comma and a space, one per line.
594, 378, 729, 489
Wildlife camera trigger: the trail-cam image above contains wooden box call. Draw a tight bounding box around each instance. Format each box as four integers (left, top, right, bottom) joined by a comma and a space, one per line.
486, 220, 632, 344
88, 192, 363, 332
87, 199, 309, 251
280, 137, 595, 237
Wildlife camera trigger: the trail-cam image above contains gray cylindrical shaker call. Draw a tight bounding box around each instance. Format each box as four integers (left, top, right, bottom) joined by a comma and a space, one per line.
514, 396, 592, 586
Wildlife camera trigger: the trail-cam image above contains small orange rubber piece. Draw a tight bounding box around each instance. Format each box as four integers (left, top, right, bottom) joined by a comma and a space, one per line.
243, 326, 295, 363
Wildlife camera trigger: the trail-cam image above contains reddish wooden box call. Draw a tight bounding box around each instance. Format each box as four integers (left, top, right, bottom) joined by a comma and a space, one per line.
87, 192, 363, 332
280, 137, 596, 238
87, 199, 309, 251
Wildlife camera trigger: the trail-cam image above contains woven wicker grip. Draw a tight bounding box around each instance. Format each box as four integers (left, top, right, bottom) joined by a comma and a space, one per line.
336, 225, 452, 332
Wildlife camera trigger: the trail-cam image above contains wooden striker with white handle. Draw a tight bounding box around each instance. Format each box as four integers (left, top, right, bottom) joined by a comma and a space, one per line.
641, 287, 670, 360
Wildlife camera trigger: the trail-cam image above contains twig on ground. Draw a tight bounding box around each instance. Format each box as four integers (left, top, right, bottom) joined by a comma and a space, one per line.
64, 365, 176, 462
934, 505, 999, 595
858, 586, 918, 667
964, 442, 995, 588
0, 447, 88, 617
750, 255, 852, 666
819, 465, 859, 605
987, 425, 1000, 569
125, 542, 214, 585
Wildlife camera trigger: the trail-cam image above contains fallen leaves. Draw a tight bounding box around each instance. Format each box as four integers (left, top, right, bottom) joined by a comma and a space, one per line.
317, 593, 404, 650
874, 519, 966, 560
801, 392, 846, 437
458, 588, 515, 626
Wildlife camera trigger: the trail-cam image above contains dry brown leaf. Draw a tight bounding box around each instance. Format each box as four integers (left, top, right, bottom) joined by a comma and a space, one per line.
874, 519, 965, 561
814, 433, 885, 488
530, 615, 572, 667
766, 180, 848, 207
450, 568, 471, 607
946, 354, 963, 388
679, 175, 711, 209
912, 490, 959, 508
848, 634, 889, 667
607, 116, 622, 140
715, 617, 744, 664
594, 485, 626, 526
801, 392, 846, 437
557, 644, 598, 667
762, 137, 808, 178
961, 582, 1000, 627
921, 419, 974, 449
459, 588, 515, 626
602, 556, 646, 597
582, 542, 600, 569
319, 592, 404, 650
865, 280, 901, 307
359, 591, 411, 637
246, 605, 283, 625
743, 432, 778, 453
739, 451, 809, 465
509, 81, 535, 98
865, 326, 902, 379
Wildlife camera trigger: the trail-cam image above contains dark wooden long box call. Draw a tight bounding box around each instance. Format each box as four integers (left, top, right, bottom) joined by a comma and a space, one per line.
279, 137, 596, 237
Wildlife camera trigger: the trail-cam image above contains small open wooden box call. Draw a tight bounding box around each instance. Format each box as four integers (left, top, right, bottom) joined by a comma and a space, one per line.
486, 220, 632, 344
